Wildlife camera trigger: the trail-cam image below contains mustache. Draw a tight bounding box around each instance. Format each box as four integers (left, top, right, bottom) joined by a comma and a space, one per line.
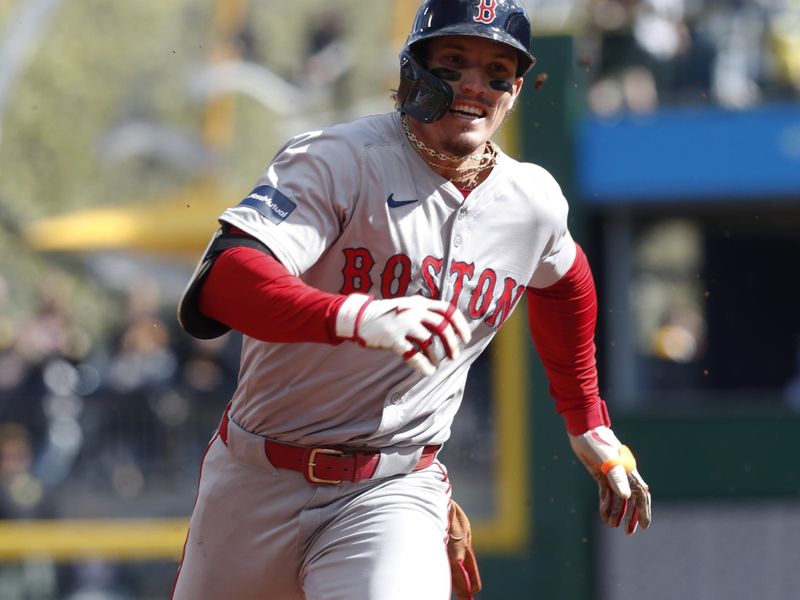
452, 95, 493, 109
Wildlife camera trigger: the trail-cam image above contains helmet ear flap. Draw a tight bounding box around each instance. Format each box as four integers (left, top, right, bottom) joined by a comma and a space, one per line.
396, 50, 454, 123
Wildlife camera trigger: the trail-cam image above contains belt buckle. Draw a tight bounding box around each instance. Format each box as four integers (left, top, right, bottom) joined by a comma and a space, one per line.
307, 448, 345, 484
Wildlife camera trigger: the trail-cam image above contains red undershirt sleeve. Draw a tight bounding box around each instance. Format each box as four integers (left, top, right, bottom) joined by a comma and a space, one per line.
526, 243, 611, 435
198, 242, 347, 345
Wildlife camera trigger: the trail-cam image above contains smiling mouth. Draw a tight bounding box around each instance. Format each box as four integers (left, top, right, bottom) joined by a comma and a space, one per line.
450, 103, 486, 119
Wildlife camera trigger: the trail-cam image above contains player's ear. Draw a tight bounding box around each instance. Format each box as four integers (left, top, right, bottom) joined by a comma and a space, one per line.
504, 77, 524, 116
512, 76, 524, 99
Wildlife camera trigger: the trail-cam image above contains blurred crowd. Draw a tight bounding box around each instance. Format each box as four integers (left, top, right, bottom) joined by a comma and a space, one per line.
0, 271, 239, 598
581, 0, 800, 114
0, 270, 242, 516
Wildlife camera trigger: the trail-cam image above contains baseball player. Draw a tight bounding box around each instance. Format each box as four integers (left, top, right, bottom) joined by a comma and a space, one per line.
173, 1, 652, 599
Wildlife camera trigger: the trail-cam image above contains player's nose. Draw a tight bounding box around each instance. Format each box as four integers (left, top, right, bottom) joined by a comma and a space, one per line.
455, 67, 491, 94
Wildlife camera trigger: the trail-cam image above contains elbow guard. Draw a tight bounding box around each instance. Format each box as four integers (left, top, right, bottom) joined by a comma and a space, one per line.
177, 225, 273, 339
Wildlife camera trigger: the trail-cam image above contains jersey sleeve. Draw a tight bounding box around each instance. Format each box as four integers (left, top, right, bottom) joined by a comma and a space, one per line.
526, 244, 611, 435
528, 167, 577, 289
217, 128, 364, 276
198, 244, 346, 344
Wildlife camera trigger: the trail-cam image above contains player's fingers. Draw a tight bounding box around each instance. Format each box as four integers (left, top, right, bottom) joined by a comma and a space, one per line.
424, 314, 461, 359
604, 464, 632, 499
599, 477, 628, 528
406, 333, 440, 366
626, 502, 639, 535
638, 494, 652, 530
400, 345, 436, 376
392, 332, 437, 375
630, 471, 652, 530
423, 304, 471, 359
429, 303, 471, 344
597, 481, 611, 521
608, 495, 628, 528
598, 480, 613, 524
625, 473, 653, 534
439, 303, 472, 344
403, 319, 443, 364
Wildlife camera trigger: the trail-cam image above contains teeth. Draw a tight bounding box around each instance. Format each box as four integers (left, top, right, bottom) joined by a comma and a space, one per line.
452, 104, 484, 117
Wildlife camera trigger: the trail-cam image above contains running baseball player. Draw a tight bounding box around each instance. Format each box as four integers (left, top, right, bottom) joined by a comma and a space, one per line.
173, 1, 652, 599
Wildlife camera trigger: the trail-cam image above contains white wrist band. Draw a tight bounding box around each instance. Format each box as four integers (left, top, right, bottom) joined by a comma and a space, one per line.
335, 294, 371, 338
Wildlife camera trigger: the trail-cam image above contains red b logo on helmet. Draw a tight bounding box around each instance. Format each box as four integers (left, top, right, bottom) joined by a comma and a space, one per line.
474, 0, 497, 24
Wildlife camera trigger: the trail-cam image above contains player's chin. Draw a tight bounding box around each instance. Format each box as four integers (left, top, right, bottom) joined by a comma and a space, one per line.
453, 130, 489, 153
453, 116, 499, 142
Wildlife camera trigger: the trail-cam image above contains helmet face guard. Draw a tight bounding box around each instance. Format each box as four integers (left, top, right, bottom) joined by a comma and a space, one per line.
397, 50, 454, 123
396, 0, 536, 123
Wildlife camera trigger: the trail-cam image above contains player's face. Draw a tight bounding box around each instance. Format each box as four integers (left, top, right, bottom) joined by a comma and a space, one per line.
417, 36, 524, 157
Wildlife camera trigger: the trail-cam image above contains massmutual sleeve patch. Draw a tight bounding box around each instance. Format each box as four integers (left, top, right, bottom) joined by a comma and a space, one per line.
238, 185, 297, 225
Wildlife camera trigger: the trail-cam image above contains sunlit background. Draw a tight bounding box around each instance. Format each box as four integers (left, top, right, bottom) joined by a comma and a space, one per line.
0, 0, 799, 598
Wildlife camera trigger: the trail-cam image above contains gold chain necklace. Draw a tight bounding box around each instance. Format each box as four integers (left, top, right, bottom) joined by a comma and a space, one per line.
401, 114, 496, 164
400, 114, 497, 190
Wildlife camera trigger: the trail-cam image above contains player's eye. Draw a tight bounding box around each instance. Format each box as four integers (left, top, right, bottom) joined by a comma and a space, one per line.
441, 53, 466, 67
489, 62, 513, 77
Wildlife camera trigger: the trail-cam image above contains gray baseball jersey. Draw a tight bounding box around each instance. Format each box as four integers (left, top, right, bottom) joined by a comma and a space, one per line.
215, 110, 575, 449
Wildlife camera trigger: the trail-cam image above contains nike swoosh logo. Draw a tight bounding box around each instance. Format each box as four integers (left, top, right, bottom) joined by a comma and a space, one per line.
387, 193, 418, 208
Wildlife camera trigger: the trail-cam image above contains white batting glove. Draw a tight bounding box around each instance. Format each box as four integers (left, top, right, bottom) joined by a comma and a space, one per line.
335, 293, 471, 376
568, 425, 652, 535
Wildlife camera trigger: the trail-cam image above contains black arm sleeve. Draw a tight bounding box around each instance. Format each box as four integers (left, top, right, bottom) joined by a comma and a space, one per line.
177, 225, 274, 339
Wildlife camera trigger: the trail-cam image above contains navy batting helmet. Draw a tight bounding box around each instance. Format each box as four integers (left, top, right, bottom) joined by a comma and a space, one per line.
396, 0, 535, 122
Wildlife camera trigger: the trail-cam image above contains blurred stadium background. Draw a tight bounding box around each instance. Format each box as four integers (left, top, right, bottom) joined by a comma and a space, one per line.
0, 0, 799, 598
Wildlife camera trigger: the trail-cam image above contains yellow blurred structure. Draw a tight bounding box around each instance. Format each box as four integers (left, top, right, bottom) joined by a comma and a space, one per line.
22, 184, 227, 259
0, 518, 187, 561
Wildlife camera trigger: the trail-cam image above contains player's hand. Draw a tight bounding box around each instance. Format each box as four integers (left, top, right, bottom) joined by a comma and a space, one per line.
568, 426, 652, 535
447, 500, 482, 600
335, 293, 471, 376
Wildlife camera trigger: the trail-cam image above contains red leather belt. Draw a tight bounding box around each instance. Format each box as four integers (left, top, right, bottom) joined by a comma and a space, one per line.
217, 405, 439, 485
